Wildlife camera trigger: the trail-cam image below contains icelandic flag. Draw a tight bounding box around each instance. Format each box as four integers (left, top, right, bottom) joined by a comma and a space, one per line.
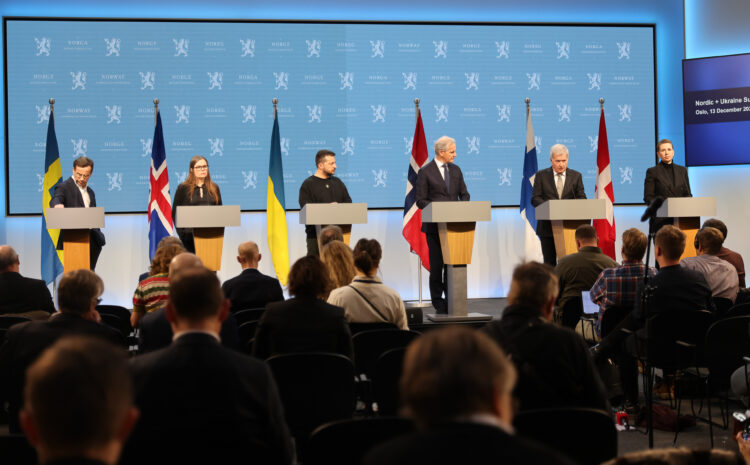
402, 109, 430, 271
41, 107, 64, 284
593, 107, 616, 260
521, 105, 544, 262
148, 109, 174, 261
266, 111, 290, 285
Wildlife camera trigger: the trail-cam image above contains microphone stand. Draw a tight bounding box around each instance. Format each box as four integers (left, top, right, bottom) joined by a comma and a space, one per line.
641, 210, 658, 448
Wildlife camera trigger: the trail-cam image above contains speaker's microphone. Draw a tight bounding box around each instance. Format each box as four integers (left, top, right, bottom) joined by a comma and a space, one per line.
640, 196, 665, 222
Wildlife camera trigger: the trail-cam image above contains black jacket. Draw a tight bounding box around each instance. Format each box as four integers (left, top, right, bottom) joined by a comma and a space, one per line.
531, 167, 586, 237
222, 268, 284, 313
415, 159, 470, 235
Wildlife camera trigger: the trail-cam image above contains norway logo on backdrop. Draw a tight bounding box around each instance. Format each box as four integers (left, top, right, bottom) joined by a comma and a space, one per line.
105, 105, 122, 124
433, 41, 448, 59
241, 105, 256, 123
307, 105, 322, 123
36, 105, 50, 124
587, 73, 601, 91
496, 105, 511, 123
306, 40, 321, 58
140, 138, 152, 158
555, 41, 570, 59
139, 72, 155, 90
466, 136, 480, 155
340, 137, 355, 156
339, 72, 354, 90
207, 72, 223, 90
370, 40, 385, 58
617, 42, 631, 60
174, 105, 190, 124
274, 72, 289, 90
104, 38, 121, 57
70, 71, 87, 90
35, 37, 51, 56
588, 135, 599, 153
557, 104, 571, 122
465, 73, 479, 91
280, 138, 290, 157
208, 138, 224, 157
372, 169, 387, 188
403, 136, 414, 155
402, 72, 417, 90
242, 171, 258, 189
71, 139, 88, 158
618, 104, 632, 122
371, 105, 386, 123
526, 73, 541, 90
495, 41, 510, 59
240, 39, 255, 57
173, 38, 189, 57
107, 172, 123, 191
434, 105, 449, 123
497, 168, 512, 186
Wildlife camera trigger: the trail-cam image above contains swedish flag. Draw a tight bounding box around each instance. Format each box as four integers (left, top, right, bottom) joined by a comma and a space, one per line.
41, 108, 64, 284
266, 110, 289, 285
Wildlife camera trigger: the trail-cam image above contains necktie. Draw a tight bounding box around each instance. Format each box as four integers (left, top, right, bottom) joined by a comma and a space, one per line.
443, 164, 450, 191
556, 173, 564, 198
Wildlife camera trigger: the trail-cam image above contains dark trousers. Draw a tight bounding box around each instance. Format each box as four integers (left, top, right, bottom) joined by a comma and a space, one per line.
426, 233, 447, 313
540, 236, 557, 266
306, 237, 319, 257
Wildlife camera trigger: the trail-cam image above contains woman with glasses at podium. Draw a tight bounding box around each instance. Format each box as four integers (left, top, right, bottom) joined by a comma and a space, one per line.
173, 155, 223, 253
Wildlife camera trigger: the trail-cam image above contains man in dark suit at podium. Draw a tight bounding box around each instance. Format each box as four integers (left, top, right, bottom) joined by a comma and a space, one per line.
416, 136, 470, 314
50, 156, 106, 270
531, 144, 586, 266
643, 139, 692, 232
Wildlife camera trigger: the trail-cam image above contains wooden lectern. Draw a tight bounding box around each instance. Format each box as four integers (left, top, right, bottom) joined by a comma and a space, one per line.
536, 199, 607, 260
299, 203, 368, 246
45, 207, 105, 272
176, 205, 241, 271
422, 201, 491, 321
656, 197, 716, 260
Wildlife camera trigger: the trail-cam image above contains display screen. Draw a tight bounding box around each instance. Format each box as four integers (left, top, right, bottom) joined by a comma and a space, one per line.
5, 19, 656, 214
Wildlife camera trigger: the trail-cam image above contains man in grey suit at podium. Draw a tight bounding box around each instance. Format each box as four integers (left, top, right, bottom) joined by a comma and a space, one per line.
531, 144, 586, 266
416, 136, 470, 314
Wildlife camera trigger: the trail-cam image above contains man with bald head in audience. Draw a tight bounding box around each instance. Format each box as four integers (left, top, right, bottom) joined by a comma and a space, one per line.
319, 225, 344, 248
0, 245, 55, 319
122, 266, 293, 465
20, 337, 139, 465
0, 269, 125, 433
222, 241, 284, 313
138, 252, 239, 353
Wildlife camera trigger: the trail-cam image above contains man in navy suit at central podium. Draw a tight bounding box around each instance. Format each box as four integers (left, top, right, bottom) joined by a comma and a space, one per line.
416, 136, 470, 314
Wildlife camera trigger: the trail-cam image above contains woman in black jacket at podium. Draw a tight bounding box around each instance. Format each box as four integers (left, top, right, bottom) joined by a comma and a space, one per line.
173, 155, 222, 253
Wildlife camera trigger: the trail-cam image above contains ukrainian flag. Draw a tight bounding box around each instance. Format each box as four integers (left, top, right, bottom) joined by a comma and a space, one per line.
266, 110, 289, 285
41, 108, 64, 284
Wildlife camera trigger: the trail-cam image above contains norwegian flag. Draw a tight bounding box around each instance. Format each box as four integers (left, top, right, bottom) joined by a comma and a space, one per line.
402, 109, 430, 271
147, 109, 174, 261
593, 107, 616, 260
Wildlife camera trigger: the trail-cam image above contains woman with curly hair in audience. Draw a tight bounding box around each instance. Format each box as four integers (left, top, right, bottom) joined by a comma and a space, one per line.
130, 242, 186, 328
320, 240, 355, 290
328, 238, 409, 329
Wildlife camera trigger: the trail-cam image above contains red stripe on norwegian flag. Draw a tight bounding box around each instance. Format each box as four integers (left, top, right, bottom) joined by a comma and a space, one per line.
402, 110, 430, 271
593, 108, 616, 260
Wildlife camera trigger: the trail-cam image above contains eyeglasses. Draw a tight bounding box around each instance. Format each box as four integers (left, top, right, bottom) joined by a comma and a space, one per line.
193, 165, 208, 170
74, 172, 92, 179
96, 297, 103, 304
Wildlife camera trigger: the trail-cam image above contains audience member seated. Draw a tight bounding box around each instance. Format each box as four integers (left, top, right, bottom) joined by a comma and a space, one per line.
253, 256, 353, 360
136, 236, 184, 283
0, 269, 125, 433
122, 266, 293, 465
0, 245, 55, 319
681, 226, 739, 303
555, 225, 618, 326
483, 262, 608, 412
363, 326, 576, 465
321, 240, 355, 289
590, 228, 656, 337
222, 240, 284, 313
703, 218, 745, 288
328, 238, 408, 330
20, 337, 139, 465
594, 225, 714, 409
130, 242, 186, 328
138, 253, 239, 354
319, 224, 344, 248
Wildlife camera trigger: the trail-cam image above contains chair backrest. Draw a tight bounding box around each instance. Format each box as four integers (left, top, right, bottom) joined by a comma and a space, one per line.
233, 308, 265, 325
644, 310, 714, 368
513, 407, 616, 465
96, 304, 131, 321
599, 304, 632, 338
372, 347, 406, 416
705, 316, 750, 391
98, 313, 130, 338
560, 295, 584, 329
712, 297, 734, 317
0, 435, 37, 465
237, 320, 259, 354
725, 302, 750, 319
349, 322, 398, 336
352, 329, 420, 377
266, 352, 355, 439
305, 417, 415, 465
0, 316, 31, 330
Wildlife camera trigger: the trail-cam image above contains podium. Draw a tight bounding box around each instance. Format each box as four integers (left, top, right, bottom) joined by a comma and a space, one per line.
45, 207, 105, 272
176, 205, 241, 271
536, 199, 606, 259
299, 203, 368, 246
422, 201, 491, 321
656, 197, 716, 260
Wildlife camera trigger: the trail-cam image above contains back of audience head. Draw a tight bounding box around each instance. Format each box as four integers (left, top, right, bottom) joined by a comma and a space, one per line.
149, 243, 187, 276
20, 337, 138, 465
621, 228, 648, 262
168, 252, 204, 279
156, 235, 184, 250
696, 226, 723, 256
167, 266, 227, 325
400, 326, 517, 430
702, 218, 728, 241
319, 225, 344, 248
601, 447, 744, 465
288, 256, 332, 300
58, 269, 103, 317
353, 238, 382, 276
655, 225, 686, 262
574, 224, 598, 247
237, 241, 260, 268
320, 240, 355, 288
0, 244, 20, 272
507, 262, 558, 318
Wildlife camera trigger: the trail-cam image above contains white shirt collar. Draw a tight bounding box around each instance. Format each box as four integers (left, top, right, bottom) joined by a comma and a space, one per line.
172, 329, 221, 342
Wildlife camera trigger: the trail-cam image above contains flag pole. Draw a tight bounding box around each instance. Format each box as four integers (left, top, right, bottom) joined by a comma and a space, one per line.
273, 97, 278, 118
415, 98, 425, 305
154, 98, 159, 123
49, 97, 57, 302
